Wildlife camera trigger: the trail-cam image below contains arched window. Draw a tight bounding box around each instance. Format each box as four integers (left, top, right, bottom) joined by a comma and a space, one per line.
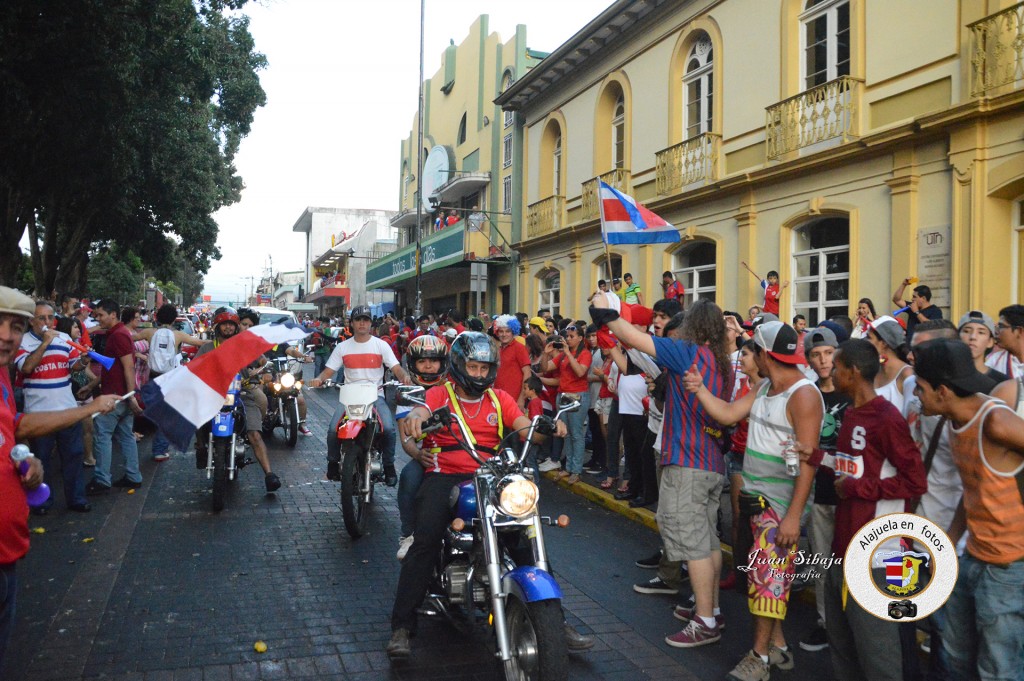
553, 133, 562, 196
792, 217, 849, 325
595, 254, 622, 284
673, 241, 717, 307
457, 113, 467, 145
538, 269, 561, 317
612, 94, 626, 169
802, 0, 850, 89
502, 72, 515, 128
683, 34, 714, 140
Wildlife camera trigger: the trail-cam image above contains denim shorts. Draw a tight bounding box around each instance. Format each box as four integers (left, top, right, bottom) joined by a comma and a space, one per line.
725, 450, 744, 477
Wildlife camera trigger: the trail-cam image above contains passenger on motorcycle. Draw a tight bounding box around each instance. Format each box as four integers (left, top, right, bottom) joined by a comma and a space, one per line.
308, 305, 410, 487
388, 332, 594, 661
238, 308, 313, 437
193, 307, 282, 492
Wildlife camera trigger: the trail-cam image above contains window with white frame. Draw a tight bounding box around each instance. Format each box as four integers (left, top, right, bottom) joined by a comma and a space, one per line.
503, 133, 513, 168
673, 241, 717, 308
538, 270, 560, 317
553, 133, 562, 196
802, 0, 850, 89
596, 254, 622, 284
502, 175, 512, 214
792, 217, 849, 325
683, 34, 714, 140
502, 72, 515, 128
612, 94, 625, 169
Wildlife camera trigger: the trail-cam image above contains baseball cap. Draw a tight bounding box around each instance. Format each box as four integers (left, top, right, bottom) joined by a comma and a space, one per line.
913, 338, 997, 395
529, 316, 547, 330
804, 325, 839, 352
754, 321, 803, 365
742, 312, 780, 330
957, 310, 996, 336
612, 277, 621, 284
349, 305, 372, 321
817, 319, 850, 343
868, 315, 906, 350
444, 328, 457, 339
0, 286, 35, 319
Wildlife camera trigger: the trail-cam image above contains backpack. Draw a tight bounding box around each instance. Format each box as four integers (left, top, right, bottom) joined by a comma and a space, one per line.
148, 327, 179, 374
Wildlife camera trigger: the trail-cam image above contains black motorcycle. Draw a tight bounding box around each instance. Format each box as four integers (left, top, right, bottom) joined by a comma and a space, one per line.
262, 356, 306, 446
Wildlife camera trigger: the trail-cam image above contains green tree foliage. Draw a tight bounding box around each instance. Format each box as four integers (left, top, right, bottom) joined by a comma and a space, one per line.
0, 0, 266, 293
87, 245, 144, 304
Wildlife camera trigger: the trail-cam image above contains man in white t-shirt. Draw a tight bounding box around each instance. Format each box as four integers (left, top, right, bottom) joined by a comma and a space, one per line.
310, 306, 410, 486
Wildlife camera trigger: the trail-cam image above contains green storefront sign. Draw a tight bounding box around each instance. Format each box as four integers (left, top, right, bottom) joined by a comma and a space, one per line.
366, 221, 466, 289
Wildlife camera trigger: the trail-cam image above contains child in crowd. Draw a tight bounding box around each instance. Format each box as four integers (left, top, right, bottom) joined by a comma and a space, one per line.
742, 262, 789, 316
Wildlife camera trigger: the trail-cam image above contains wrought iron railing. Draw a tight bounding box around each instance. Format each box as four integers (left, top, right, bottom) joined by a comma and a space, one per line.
526, 196, 566, 239
581, 168, 632, 220
655, 133, 721, 194
766, 75, 861, 160
969, 2, 1024, 96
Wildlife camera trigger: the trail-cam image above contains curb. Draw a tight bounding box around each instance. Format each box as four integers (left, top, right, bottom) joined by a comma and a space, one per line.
542, 470, 661, 533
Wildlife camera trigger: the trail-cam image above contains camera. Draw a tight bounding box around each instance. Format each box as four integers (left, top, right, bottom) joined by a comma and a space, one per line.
888, 599, 917, 620
552, 341, 564, 349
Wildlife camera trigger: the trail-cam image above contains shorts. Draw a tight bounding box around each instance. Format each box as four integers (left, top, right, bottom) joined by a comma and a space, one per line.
241, 389, 266, 432
594, 397, 613, 423
656, 466, 724, 562
726, 450, 744, 477
737, 502, 798, 620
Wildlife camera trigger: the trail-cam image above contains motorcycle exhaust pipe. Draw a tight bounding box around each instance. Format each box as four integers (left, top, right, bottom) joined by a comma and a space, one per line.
206, 433, 214, 478
228, 435, 237, 481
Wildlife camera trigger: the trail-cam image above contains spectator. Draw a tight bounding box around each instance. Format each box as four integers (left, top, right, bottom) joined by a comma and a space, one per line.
747, 305, 762, 323
612, 277, 624, 300
445, 209, 459, 226
988, 303, 1024, 378
891, 279, 942, 337
539, 321, 591, 484
587, 279, 610, 303
851, 297, 877, 339
742, 262, 789, 316
492, 315, 530, 409
622, 273, 643, 305
958, 310, 1008, 383
57, 316, 96, 467
866, 316, 913, 412
662, 271, 685, 304
792, 314, 807, 333
583, 326, 607, 477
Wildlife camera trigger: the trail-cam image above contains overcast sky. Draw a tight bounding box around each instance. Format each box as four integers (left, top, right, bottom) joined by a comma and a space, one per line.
203, 0, 611, 301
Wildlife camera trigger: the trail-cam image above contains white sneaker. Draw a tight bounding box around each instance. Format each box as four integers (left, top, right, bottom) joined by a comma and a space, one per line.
397, 535, 414, 561
537, 459, 561, 472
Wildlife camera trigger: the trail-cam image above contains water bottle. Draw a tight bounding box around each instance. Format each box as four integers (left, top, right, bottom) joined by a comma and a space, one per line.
781, 437, 800, 478
10, 444, 52, 507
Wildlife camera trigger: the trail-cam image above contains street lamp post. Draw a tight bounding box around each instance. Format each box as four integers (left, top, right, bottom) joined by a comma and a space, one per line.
414, 0, 425, 318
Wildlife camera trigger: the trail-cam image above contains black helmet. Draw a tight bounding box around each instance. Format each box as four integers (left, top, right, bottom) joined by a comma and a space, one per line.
449, 331, 499, 397
237, 307, 260, 326
350, 305, 372, 322
407, 334, 449, 387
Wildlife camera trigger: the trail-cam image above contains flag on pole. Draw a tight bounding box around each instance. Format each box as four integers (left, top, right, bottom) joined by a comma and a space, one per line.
599, 181, 681, 245
140, 322, 310, 451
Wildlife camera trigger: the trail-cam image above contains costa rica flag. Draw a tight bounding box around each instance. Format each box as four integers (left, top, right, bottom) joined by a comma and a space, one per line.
599, 181, 681, 245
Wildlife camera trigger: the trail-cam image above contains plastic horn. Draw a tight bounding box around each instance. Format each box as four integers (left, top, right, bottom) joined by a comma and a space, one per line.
892, 305, 911, 316
10, 444, 51, 508
66, 339, 115, 371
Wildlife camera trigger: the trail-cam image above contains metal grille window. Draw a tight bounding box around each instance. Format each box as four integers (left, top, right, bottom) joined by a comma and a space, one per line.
683, 35, 714, 140
612, 94, 625, 169
673, 241, 717, 308
792, 217, 849, 325
502, 175, 512, 215
802, 0, 850, 89
503, 133, 513, 169
538, 270, 560, 317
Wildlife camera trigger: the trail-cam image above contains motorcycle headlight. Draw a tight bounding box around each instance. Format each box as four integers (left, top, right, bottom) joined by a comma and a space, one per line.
348, 404, 368, 418
224, 393, 235, 406
295, 380, 303, 389
496, 475, 539, 518
273, 382, 282, 392
280, 373, 296, 389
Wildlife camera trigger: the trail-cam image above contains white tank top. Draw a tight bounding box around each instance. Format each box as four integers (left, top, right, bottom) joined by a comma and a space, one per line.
875, 364, 912, 413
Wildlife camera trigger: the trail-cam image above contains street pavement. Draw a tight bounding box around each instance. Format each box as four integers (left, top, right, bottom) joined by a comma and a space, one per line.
7, 375, 834, 680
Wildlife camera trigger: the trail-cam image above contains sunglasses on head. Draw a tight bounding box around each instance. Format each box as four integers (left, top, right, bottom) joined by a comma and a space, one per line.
565, 325, 578, 332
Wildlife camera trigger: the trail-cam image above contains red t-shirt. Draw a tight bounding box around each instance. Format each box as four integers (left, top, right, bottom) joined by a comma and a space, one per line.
665, 280, 685, 300
527, 396, 543, 420
100, 322, 134, 396
762, 282, 781, 315
553, 347, 592, 394
0, 371, 29, 564
424, 383, 523, 474
494, 341, 530, 401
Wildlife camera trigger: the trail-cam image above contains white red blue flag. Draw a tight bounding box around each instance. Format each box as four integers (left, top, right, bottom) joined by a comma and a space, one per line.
140, 322, 310, 451
599, 181, 680, 245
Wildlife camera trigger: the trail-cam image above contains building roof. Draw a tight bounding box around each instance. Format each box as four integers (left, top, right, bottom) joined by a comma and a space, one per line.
291, 206, 396, 233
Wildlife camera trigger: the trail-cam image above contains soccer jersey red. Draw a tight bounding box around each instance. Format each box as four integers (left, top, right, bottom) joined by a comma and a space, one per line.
424, 383, 523, 474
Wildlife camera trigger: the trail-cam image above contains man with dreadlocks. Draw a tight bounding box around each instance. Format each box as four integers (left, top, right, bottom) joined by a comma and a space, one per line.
492, 314, 531, 410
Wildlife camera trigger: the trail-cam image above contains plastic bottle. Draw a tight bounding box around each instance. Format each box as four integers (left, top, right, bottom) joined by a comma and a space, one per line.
10, 444, 52, 507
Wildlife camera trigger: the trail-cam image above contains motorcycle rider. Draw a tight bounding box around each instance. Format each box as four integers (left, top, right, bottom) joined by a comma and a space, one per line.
193, 307, 282, 492
309, 305, 409, 486
237, 308, 314, 437
387, 332, 592, 660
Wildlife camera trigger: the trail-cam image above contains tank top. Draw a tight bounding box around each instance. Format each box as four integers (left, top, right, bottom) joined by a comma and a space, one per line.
949, 397, 1024, 564
742, 377, 823, 516
875, 364, 912, 413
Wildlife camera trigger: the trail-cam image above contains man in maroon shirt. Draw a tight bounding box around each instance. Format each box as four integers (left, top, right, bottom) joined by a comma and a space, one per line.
86, 299, 143, 494
492, 315, 530, 409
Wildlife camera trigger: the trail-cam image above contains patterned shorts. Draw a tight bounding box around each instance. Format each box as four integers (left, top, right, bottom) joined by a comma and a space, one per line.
743, 505, 799, 620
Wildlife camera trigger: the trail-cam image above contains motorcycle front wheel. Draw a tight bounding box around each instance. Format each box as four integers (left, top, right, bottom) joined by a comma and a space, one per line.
284, 398, 298, 447
340, 442, 371, 538
212, 440, 229, 512
502, 597, 568, 681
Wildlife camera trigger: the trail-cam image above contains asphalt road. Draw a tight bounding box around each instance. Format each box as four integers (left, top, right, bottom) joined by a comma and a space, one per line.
6, 374, 833, 680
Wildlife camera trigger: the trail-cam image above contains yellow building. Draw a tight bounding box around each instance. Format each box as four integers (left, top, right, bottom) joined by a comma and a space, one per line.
497, 0, 1024, 324
367, 16, 546, 316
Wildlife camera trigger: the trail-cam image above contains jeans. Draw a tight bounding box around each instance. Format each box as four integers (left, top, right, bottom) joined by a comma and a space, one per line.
152, 429, 170, 458
605, 400, 622, 478
928, 603, 952, 681
559, 392, 590, 474
825, 563, 905, 681
30, 421, 87, 507
92, 401, 141, 486
327, 395, 397, 468
0, 564, 16, 676
942, 553, 1024, 681
397, 459, 425, 537
586, 408, 606, 471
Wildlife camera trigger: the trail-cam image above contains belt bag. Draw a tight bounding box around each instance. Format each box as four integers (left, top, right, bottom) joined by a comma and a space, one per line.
738, 491, 772, 518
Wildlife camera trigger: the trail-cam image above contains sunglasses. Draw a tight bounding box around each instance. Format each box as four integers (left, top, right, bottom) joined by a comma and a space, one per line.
565, 325, 578, 332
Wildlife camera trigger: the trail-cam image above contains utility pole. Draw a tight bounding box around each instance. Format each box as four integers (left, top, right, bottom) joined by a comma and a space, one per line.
414, 0, 425, 318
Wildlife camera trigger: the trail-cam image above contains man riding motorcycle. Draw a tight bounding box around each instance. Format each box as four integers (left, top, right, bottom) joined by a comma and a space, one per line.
308, 305, 409, 486
387, 331, 593, 660
193, 307, 282, 492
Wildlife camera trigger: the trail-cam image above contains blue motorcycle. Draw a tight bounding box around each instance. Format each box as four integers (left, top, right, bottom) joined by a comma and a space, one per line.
399, 390, 580, 681
203, 373, 250, 512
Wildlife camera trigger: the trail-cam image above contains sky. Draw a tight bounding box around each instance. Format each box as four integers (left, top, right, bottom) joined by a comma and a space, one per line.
202, 0, 612, 302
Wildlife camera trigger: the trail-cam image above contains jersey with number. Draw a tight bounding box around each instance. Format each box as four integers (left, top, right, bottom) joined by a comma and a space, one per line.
325, 336, 400, 393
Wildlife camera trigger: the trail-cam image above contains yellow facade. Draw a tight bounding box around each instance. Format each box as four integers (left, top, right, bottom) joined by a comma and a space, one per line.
498, 0, 1024, 324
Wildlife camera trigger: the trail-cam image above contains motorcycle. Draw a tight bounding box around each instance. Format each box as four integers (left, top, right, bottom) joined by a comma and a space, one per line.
400, 388, 579, 681
201, 373, 252, 512
261, 356, 304, 446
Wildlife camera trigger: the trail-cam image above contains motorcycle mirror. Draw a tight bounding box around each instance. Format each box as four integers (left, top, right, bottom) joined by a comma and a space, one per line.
396, 386, 426, 407
556, 394, 580, 411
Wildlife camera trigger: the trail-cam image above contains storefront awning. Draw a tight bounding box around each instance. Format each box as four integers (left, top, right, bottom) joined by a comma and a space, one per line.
366, 220, 467, 290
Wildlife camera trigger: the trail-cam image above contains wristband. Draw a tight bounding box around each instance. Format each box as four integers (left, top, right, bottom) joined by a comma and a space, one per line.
589, 306, 620, 327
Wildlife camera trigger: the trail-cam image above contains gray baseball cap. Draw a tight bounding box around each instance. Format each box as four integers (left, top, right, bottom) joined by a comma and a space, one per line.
804, 325, 839, 352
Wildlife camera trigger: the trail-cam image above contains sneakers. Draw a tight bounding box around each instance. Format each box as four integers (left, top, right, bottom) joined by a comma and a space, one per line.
384, 464, 398, 487
299, 423, 312, 436
265, 472, 282, 492
152, 453, 170, 462
386, 628, 411, 660
583, 461, 604, 474
769, 645, 794, 670
397, 535, 414, 561
799, 625, 829, 652
635, 550, 662, 569
113, 476, 142, 489
672, 603, 726, 630
633, 576, 678, 595
664, 618, 721, 648
537, 459, 561, 472
85, 481, 111, 496
727, 650, 770, 681
326, 461, 341, 481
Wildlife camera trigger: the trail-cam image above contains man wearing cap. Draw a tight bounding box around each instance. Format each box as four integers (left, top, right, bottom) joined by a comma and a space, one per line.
0, 287, 118, 672
958, 310, 1008, 384
912, 339, 1024, 681
685, 321, 823, 678
528, 316, 548, 342
309, 305, 410, 487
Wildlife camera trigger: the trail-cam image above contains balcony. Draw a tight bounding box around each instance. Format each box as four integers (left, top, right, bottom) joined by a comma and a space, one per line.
655, 133, 721, 195
581, 168, 632, 220
766, 75, 861, 161
526, 196, 566, 239
969, 2, 1024, 97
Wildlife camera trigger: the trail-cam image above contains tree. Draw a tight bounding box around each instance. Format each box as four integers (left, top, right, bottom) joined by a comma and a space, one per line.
87, 245, 144, 304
